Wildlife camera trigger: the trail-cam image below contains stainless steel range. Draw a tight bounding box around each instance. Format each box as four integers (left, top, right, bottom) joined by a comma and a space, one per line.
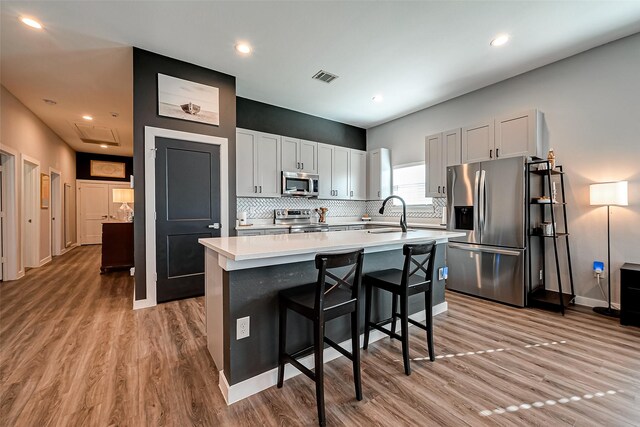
274, 209, 329, 233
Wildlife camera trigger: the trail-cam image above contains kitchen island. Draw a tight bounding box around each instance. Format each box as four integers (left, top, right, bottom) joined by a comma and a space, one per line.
199, 228, 465, 404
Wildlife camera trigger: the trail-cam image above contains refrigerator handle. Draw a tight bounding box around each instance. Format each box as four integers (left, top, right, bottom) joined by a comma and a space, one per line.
480, 170, 487, 232
474, 170, 480, 231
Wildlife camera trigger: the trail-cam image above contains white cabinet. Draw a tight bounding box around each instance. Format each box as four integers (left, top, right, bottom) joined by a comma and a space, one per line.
281, 137, 317, 173
425, 133, 443, 198
368, 148, 392, 200
462, 110, 544, 163
349, 149, 367, 200
426, 129, 461, 197
462, 121, 494, 163
495, 110, 543, 159
317, 143, 351, 199
236, 128, 281, 198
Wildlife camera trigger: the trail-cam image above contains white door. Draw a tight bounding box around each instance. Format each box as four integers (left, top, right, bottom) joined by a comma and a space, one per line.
79, 183, 109, 244
281, 137, 300, 172
236, 129, 258, 197
23, 160, 40, 267
256, 132, 281, 197
64, 183, 72, 248
368, 150, 380, 200
299, 140, 318, 174
349, 150, 366, 200
425, 133, 443, 197
332, 147, 350, 199
317, 144, 333, 199
50, 171, 62, 256
462, 121, 494, 163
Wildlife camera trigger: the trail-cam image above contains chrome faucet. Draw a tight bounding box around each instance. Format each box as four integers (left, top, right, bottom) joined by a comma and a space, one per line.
379, 196, 408, 232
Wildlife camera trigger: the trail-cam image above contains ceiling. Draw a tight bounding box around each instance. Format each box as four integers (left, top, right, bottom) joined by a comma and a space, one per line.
2, 1, 640, 157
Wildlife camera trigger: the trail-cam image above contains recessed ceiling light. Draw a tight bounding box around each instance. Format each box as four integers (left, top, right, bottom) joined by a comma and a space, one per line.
490, 34, 510, 47
82, 115, 93, 121
100, 144, 108, 149
372, 95, 383, 103
42, 98, 57, 105
235, 43, 252, 55
20, 17, 42, 30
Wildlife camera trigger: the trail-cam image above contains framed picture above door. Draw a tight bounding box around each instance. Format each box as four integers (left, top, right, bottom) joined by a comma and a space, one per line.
157, 74, 220, 126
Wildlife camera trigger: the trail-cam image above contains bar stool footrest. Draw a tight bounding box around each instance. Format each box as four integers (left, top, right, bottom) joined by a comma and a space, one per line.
367, 319, 402, 340
324, 336, 354, 361
282, 353, 317, 381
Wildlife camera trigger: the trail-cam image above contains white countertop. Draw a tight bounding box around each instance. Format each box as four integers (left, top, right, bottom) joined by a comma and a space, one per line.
200, 228, 464, 264
236, 219, 446, 231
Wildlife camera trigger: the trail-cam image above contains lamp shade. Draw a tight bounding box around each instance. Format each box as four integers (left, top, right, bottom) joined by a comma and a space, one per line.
589, 181, 628, 206
113, 188, 134, 204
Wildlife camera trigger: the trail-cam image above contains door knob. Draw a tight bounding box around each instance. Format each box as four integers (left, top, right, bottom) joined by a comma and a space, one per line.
28, 219, 32, 223
208, 223, 221, 229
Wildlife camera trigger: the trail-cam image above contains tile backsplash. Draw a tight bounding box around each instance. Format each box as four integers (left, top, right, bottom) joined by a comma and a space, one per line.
237, 197, 445, 220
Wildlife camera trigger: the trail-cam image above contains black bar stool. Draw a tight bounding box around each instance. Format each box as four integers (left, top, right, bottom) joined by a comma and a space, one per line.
277, 249, 365, 426
363, 242, 436, 375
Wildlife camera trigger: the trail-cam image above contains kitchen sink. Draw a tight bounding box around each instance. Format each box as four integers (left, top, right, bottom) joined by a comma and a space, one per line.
367, 228, 416, 234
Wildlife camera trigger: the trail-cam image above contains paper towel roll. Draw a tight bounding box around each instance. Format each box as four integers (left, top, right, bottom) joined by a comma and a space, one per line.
440, 206, 447, 225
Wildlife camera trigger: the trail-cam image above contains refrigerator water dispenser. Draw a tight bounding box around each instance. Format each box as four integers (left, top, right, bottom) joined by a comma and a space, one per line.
454, 206, 474, 230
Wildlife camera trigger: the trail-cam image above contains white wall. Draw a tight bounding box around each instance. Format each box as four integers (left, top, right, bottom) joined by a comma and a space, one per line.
367, 34, 640, 305
1, 86, 77, 277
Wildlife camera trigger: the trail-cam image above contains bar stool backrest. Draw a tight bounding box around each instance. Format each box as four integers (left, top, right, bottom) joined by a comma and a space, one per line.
314, 249, 365, 311
401, 242, 437, 287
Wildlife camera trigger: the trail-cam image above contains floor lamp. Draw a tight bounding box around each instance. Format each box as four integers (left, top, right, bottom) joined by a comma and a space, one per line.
589, 181, 628, 318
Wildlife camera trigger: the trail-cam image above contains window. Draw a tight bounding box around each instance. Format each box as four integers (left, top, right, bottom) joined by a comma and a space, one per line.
392, 163, 433, 206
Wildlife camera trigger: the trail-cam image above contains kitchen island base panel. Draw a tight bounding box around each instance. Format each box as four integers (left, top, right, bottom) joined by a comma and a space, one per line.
206, 245, 447, 399
217, 301, 447, 405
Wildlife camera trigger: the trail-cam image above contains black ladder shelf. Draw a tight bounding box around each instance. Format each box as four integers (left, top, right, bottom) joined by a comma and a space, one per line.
526, 160, 575, 315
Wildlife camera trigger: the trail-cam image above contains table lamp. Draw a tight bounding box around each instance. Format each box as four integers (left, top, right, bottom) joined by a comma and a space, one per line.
589, 181, 628, 317
113, 188, 134, 222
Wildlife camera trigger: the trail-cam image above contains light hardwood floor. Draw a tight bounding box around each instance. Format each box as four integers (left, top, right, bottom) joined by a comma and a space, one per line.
1, 246, 639, 426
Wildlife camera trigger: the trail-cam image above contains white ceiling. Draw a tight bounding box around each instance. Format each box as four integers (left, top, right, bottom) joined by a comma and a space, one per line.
2, 1, 640, 157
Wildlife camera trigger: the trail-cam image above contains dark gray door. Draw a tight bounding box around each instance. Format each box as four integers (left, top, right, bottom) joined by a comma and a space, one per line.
155, 137, 220, 302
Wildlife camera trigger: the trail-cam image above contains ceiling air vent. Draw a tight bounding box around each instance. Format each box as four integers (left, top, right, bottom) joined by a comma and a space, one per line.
312, 70, 339, 84
74, 123, 120, 146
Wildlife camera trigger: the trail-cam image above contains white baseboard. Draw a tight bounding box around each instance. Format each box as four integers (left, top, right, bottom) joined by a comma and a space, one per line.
133, 298, 156, 310
38, 256, 52, 267
219, 301, 448, 405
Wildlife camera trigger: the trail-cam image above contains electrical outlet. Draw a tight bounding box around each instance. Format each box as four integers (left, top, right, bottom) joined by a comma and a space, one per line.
438, 266, 448, 281
593, 261, 604, 277
237, 316, 250, 340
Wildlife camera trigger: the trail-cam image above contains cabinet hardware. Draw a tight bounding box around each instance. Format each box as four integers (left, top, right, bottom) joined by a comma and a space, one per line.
297, 162, 300, 169
378, 191, 380, 197
438, 185, 441, 193
301, 162, 304, 170
350, 190, 353, 197
259, 185, 262, 193
254, 186, 257, 193
489, 149, 493, 158
496, 148, 500, 158
443, 186, 445, 193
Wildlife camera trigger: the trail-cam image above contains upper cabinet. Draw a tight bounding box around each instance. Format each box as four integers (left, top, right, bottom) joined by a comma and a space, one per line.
495, 110, 542, 159
281, 137, 317, 174
349, 149, 367, 200
462, 110, 544, 163
317, 143, 351, 199
425, 129, 461, 198
236, 128, 281, 198
462, 121, 495, 163
368, 148, 392, 200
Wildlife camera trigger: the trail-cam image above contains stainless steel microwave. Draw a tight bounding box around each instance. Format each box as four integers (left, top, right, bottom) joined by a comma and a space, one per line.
281, 171, 319, 197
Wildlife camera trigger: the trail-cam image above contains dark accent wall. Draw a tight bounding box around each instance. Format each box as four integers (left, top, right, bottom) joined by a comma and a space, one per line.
133, 48, 236, 301
237, 97, 366, 150
76, 152, 133, 182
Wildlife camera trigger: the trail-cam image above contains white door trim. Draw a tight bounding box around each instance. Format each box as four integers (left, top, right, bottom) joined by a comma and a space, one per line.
0, 146, 20, 280
141, 126, 229, 309
49, 168, 62, 257
21, 154, 41, 270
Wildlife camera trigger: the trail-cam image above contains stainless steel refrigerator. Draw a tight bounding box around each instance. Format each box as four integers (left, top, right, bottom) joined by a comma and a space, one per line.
446, 156, 533, 307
